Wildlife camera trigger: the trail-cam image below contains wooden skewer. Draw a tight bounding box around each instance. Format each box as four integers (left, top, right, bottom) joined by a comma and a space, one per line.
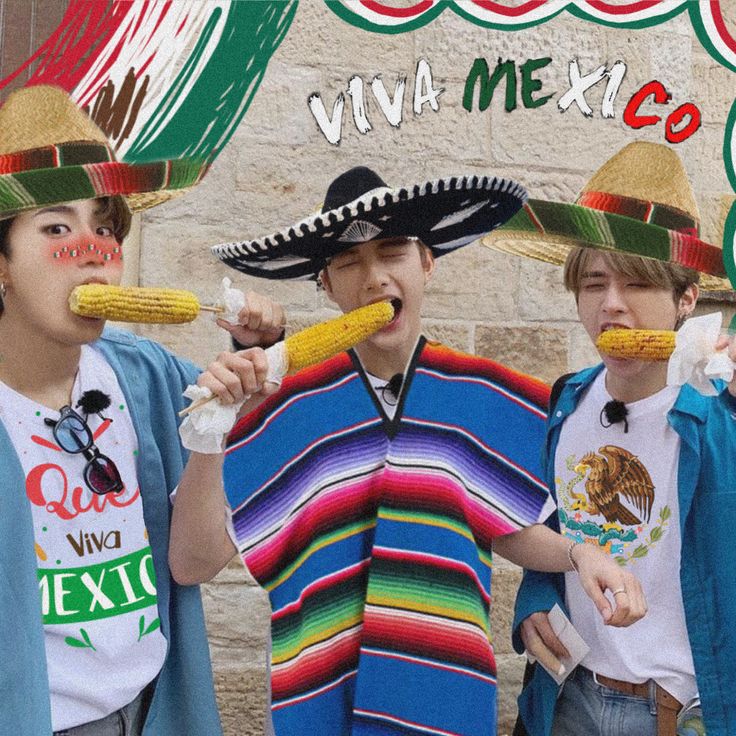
179, 395, 218, 417
200, 304, 225, 314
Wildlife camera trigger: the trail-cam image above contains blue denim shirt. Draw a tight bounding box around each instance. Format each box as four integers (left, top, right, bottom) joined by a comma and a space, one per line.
0, 328, 222, 735
513, 364, 736, 736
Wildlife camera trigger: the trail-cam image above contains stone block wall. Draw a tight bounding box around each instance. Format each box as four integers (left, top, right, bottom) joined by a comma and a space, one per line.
77, 3, 736, 733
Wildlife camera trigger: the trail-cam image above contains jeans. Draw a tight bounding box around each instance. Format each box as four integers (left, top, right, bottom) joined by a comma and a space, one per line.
551, 667, 657, 736
53, 685, 152, 736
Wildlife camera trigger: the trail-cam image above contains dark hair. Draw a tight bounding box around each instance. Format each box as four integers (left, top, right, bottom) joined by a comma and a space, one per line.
0, 216, 12, 258
98, 196, 133, 243
0, 217, 12, 313
0, 196, 131, 313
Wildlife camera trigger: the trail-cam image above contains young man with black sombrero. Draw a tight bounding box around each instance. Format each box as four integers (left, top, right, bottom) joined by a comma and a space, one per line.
0, 85, 285, 735
171, 166, 645, 736
483, 141, 736, 736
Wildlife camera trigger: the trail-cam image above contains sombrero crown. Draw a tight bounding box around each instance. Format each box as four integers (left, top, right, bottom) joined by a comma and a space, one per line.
212, 165, 528, 280
483, 141, 730, 290
0, 85, 206, 216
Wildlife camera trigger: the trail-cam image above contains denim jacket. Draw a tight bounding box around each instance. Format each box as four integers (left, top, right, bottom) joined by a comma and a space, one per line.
0, 328, 222, 735
513, 364, 736, 736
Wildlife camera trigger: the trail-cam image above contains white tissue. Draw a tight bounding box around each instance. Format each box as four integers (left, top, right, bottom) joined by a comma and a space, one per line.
216, 277, 246, 324
526, 604, 590, 686
667, 312, 735, 396
179, 341, 289, 453
179, 384, 241, 454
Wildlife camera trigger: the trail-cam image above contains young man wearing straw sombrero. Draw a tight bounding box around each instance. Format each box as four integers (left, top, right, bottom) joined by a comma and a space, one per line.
0, 85, 285, 735
483, 141, 736, 736
170, 166, 645, 736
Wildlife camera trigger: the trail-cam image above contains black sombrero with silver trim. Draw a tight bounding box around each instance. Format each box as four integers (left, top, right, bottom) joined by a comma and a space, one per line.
211, 166, 528, 280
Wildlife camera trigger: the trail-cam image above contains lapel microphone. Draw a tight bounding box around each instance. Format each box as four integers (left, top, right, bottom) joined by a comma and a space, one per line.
76, 389, 112, 418
380, 373, 404, 406
387, 373, 403, 397
600, 399, 629, 433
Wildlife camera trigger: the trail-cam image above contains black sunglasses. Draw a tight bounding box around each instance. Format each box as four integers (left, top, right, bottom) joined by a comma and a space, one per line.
44, 405, 124, 495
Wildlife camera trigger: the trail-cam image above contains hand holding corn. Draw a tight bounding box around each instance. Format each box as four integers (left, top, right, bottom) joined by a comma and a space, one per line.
70, 281, 286, 348
215, 286, 286, 349
178, 301, 395, 453
181, 300, 395, 417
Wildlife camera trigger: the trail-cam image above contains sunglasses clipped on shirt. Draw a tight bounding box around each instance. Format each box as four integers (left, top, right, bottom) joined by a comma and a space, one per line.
44, 405, 124, 495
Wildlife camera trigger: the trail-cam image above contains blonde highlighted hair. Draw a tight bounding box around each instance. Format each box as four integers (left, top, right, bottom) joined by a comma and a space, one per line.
563, 247, 699, 304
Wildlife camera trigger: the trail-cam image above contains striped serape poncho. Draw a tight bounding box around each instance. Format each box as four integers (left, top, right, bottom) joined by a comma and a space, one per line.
224, 338, 555, 736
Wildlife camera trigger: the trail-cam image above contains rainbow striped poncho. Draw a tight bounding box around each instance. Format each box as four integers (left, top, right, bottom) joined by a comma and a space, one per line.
224, 339, 554, 736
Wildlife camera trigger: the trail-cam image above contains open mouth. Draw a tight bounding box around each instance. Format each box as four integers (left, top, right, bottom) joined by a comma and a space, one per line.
599, 323, 630, 335
389, 298, 403, 322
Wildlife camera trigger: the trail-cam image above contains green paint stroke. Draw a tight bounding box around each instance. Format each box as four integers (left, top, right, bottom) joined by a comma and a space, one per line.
723, 94, 736, 289
723, 200, 736, 291
689, 4, 736, 75
125, 1, 297, 164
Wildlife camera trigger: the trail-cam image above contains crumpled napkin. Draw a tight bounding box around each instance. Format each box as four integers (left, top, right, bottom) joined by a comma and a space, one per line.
179, 384, 239, 454
667, 312, 735, 396
216, 277, 246, 324
179, 342, 288, 453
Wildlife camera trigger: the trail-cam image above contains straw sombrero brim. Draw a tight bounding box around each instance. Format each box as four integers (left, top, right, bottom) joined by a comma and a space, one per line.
0, 158, 207, 216
483, 199, 732, 291
212, 175, 528, 280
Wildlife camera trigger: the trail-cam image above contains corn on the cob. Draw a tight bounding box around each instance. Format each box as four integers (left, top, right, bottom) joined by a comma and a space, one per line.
595, 329, 675, 361
69, 284, 202, 324
179, 301, 394, 416
285, 301, 394, 371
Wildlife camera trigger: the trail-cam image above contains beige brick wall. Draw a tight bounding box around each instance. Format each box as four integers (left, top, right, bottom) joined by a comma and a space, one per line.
121, 5, 734, 733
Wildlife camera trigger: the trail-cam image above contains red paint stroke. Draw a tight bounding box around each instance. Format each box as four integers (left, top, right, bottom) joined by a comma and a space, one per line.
468, 0, 550, 18
92, 417, 113, 441
48, 237, 123, 266
30, 416, 112, 451
0, 0, 173, 102
27, 3, 115, 91
31, 435, 61, 452
138, 52, 156, 78
707, 0, 736, 54
359, 0, 435, 18
176, 13, 189, 36
623, 80, 671, 128
582, 0, 664, 16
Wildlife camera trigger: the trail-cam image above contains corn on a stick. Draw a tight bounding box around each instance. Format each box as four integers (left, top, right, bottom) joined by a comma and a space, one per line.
180, 300, 395, 416
595, 329, 675, 361
69, 284, 222, 324
284, 301, 394, 371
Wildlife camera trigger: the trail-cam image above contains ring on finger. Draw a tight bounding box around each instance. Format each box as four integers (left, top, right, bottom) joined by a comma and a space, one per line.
611, 587, 627, 596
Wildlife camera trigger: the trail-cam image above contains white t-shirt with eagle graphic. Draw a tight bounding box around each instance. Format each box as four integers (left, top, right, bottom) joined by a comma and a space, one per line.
0, 345, 167, 731
556, 370, 697, 705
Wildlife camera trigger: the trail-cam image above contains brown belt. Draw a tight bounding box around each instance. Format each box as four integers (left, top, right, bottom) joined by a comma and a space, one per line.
591, 670, 682, 736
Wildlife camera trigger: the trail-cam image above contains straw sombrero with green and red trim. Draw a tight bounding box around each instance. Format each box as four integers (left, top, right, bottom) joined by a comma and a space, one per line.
0, 85, 207, 217
483, 141, 731, 290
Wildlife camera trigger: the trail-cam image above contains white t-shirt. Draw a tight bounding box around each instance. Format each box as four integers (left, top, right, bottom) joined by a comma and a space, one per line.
556, 371, 697, 705
0, 345, 167, 730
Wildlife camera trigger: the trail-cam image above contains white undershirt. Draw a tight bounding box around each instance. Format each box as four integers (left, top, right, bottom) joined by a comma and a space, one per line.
556, 371, 696, 705
365, 371, 401, 419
